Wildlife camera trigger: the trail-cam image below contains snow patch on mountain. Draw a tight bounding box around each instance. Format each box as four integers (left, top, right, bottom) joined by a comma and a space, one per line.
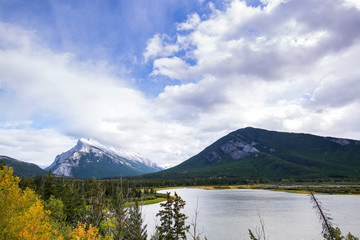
77, 138, 163, 169
46, 138, 163, 177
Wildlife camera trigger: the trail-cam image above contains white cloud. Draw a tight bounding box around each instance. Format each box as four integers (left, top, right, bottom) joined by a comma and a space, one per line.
143, 34, 179, 63
149, 0, 360, 142
2, 0, 360, 169
0, 127, 75, 166
149, 0, 360, 81
152, 57, 191, 80
177, 13, 201, 31
0, 22, 193, 167
343, 0, 360, 10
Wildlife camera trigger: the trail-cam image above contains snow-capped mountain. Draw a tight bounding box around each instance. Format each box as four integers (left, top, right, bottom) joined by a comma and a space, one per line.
46, 138, 163, 178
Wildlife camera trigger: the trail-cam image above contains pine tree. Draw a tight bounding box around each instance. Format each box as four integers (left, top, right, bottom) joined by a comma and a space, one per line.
126, 200, 147, 240
43, 170, 57, 200
155, 192, 189, 240
308, 186, 359, 240
156, 192, 174, 239
108, 186, 129, 239
172, 192, 189, 240
86, 178, 106, 227
62, 178, 86, 225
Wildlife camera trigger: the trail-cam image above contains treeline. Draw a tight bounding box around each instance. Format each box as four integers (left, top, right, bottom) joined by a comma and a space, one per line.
18, 171, 160, 231
120, 176, 360, 188
19, 171, 158, 206
1, 166, 167, 239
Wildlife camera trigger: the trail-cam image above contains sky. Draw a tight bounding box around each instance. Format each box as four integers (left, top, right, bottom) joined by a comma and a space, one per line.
1, 0, 360, 168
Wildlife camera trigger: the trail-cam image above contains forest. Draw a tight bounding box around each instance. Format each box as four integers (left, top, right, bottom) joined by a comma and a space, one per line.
1, 165, 359, 240
0, 165, 193, 240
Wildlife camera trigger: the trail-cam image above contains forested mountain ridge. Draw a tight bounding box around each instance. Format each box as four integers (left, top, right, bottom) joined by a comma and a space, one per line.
46, 138, 163, 178
0, 155, 48, 177
145, 127, 360, 179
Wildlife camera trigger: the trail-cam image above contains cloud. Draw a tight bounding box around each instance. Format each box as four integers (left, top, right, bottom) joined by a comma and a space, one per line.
158, 75, 230, 113
1, 0, 360, 169
0, 21, 194, 167
0, 126, 75, 166
143, 34, 179, 63
343, 0, 360, 10
176, 13, 201, 31
311, 76, 360, 108
152, 57, 191, 80
148, 0, 360, 140
0, 21, 233, 168
148, 0, 360, 81
308, 43, 360, 108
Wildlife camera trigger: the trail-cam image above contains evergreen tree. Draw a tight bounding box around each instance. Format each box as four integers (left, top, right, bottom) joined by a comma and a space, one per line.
126, 200, 147, 240
155, 192, 189, 240
173, 192, 189, 240
324, 227, 359, 240
86, 178, 106, 227
62, 178, 86, 225
43, 170, 57, 200
108, 187, 129, 239
156, 192, 174, 239
308, 186, 358, 240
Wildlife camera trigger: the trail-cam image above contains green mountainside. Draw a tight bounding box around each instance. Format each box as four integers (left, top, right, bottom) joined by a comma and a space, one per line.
0, 155, 48, 177
145, 127, 360, 179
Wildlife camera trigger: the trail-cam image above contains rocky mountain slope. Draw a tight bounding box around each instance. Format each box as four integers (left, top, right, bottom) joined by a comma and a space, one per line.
145, 127, 360, 179
46, 138, 163, 178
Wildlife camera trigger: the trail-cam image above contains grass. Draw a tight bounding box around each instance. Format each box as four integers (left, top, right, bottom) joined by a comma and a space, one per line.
143, 198, 167, 205
155, 186, 185, 191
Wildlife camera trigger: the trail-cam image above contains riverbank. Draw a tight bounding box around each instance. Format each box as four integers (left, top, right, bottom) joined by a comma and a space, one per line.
251, 184, 360, 195
142, 197, 167, 205
155, 184, 360, 195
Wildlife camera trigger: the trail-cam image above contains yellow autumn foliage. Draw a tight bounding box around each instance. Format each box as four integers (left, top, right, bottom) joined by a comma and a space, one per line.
0, 166, 102, 239
68, 222, 101, 240
0, 166, 64, 239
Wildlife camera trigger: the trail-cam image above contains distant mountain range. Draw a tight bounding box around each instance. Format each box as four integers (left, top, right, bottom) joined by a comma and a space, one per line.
46, 138, 163, 178
3, 128, 360, 180
0, 155, 48, 177
145, 127, 360, 179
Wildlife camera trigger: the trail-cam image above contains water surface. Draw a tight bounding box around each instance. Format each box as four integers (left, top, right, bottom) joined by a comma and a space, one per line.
143, 188, 360, 240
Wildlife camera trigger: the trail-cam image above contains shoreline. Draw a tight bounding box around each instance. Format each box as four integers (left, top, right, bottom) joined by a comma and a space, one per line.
144, 184, 360, 205
155, 184, 360, 195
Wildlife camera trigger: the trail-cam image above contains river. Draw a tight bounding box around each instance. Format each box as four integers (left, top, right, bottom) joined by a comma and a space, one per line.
143, 188, 360, 240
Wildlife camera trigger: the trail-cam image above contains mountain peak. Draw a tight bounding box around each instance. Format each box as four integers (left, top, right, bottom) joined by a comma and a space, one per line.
47, 138, 163, 178
151, 127, 360, 179
77, 138, 104, 149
